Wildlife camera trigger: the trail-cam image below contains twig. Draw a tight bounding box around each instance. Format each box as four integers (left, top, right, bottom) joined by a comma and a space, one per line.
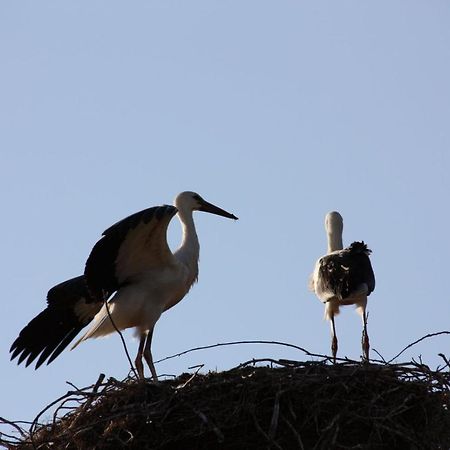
66, 381, 81, 391
29, 378, 109, 436
154, 340, 345, 365
176, 365, 204, 389
251, 409, 283, 450
438, 353, 450, 371
0, 432, 22, 446
236, 358, 288, 369
192, 408, 225, 443
68, 373, 105, 429
388, 331, 450, 363
282, 414, 305, 450
372, 348, 386, 363
269, 390, 282, 439
0, 417, 27, 437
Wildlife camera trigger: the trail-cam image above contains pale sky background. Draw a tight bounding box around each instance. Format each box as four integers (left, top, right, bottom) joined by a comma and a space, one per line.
1, 1, 450, 429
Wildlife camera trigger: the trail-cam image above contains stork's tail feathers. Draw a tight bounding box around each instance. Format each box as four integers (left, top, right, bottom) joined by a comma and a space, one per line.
71, 305, 117, 349
348, 241, 372, 255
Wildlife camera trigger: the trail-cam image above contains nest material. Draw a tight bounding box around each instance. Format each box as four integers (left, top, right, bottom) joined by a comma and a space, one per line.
4, 359, 450, 450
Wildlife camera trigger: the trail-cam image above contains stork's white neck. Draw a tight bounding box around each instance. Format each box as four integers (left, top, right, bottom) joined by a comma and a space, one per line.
175, 205, 200, 273
327, 232, 343, 253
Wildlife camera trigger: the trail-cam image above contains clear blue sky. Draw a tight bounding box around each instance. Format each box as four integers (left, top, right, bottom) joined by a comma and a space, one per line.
2, 1, 450, 427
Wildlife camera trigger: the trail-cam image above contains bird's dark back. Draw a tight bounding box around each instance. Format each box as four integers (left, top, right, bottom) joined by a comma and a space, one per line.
318, 242, 375, 300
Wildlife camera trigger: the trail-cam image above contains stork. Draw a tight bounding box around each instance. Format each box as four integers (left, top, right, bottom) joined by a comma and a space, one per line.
10, 191, 238, 380
310, 211, 375, 362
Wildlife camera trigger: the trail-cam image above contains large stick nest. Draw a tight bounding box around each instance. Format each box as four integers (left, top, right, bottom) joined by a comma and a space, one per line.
3, 356, 450, 449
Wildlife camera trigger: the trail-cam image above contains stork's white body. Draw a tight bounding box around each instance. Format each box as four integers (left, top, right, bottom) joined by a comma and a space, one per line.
78, 266, 191, 340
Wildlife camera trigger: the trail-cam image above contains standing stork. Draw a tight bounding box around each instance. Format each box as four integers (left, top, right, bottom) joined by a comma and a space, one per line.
310, 211, 375, 362
10, 191, 238, 380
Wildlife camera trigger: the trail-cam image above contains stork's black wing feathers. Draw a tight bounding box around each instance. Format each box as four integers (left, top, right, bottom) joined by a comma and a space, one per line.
85, 205, 177, 301
318, 241, 375, 300
10, 276, 103, 368
102, 205, 174, 236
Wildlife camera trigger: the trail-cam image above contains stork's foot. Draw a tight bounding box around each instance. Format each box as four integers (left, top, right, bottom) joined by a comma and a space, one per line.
331, 336, 338, 363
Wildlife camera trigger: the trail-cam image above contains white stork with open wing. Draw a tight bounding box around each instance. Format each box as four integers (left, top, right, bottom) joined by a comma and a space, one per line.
10, 191, 238, 379
310, 211, 375, 362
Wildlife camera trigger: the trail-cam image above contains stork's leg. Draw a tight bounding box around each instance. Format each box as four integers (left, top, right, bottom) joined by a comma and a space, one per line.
362, 309, 370, 361
143, 328, 158, 381
135, 334, 146, 380
330, 314, 338, 363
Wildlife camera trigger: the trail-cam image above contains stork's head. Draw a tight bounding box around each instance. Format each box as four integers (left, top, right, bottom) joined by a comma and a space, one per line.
174, 191, 238, 220
325, 211, 343, 236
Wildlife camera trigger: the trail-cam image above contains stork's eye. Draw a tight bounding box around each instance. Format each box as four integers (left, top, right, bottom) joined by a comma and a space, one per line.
193, 194, 202, 202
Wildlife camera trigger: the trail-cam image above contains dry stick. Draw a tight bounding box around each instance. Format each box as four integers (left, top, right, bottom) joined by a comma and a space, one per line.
177, 364, 204, 389
236, 358, 287, 370
154, 340, 341, 365
0, 433, 22, 447
438, 353, 450, 371
388, 331, 450, 364
68, 373, 106, 430
66, 381, 82, 392
29, 391, 77, 449
251, 409, 283, 450
0, 417, 27, 438
269, 390, 282, 439
29, 379, 109, 438
103, 292, 139, 379
282, 414, 305, 450
156, 332, 450, 369
372, 348, 387, 363
192, 408, 225, 443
